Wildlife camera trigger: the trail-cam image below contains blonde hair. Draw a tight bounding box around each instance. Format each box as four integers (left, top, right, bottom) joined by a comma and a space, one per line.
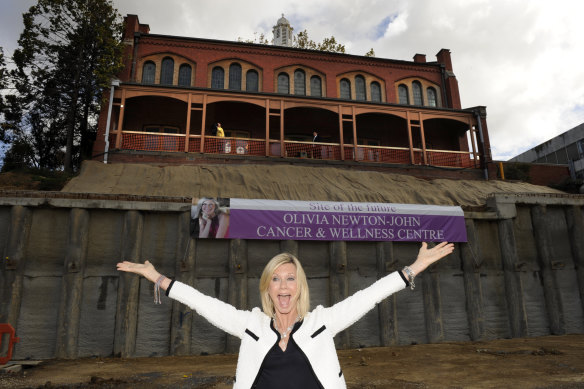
192, 197, 228, 218
259, 253, 310, 319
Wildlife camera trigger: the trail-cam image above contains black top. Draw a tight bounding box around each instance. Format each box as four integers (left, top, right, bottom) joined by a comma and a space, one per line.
253, 320, 323, 389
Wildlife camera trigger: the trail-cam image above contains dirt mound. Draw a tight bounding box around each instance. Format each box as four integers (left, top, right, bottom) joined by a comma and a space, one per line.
62, 161, 563, 208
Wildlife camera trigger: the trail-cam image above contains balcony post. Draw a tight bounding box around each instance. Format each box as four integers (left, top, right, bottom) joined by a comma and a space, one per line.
468, 117, 478, 167
280, 99, 285, 157
184, 93, 192, 152
265, 99, 270, 156
200, 94, 207, 153
351, 106, 357, 152
114, 88, 126, 149
338, 105, 345, 161
406, 111, 415, 164
419, 112, 428, 165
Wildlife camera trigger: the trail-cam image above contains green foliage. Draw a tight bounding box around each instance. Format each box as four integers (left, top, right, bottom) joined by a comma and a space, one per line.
293, 29, 345, 53
0, 166, 73, 190
240, 29, 378, 56
1, 137, 40, 172
0, 47, 7, 142
500, 162, 531, 181
238, 32, 271, 45
293, 30, 317, 50
4, 0, 124, 173
0, 48, 5, 91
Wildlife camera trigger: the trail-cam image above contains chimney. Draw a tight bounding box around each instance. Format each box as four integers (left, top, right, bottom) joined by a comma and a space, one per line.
436, 49, 453, 71
139, 23, 150, 34
413, 54, 426, 63
123, 14, 140, 41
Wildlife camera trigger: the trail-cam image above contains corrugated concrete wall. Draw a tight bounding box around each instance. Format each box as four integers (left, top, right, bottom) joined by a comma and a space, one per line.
1, 192, 583, 360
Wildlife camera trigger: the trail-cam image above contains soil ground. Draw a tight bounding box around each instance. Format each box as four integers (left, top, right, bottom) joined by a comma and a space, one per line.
2, 334, 584, 388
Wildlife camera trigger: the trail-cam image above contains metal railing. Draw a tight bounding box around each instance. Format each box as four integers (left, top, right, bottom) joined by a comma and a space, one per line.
116, 131, 479, 169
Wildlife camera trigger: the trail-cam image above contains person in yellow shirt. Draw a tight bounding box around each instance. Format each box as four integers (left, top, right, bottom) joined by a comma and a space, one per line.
216, 122, 225, 137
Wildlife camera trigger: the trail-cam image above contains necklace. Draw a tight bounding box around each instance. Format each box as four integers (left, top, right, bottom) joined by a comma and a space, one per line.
274, 316, 299, 339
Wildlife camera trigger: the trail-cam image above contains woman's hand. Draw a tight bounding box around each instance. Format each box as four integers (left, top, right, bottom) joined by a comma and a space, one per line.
199, 216, 212, 238
407, 242, 454, 277
117, 260, 159, 282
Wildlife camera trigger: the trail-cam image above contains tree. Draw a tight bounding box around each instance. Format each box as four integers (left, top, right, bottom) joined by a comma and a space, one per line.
7, 0, 124, 172
238, 32, 271, 45
293, 30, 345, 53
365, 48, 376, 57
0, 48, 5, 111
239, 29, 377, 56
0, 47, 10, 144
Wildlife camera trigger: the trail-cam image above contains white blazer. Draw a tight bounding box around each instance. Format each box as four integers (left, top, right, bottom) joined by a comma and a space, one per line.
168, 271, 406, 388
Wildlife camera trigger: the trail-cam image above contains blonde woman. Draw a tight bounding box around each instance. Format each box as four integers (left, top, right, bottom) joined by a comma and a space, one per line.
191, 197, 229, 238
117, 242, 454, 388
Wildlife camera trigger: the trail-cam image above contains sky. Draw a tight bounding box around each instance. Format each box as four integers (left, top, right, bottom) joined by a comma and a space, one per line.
1, 0, 583, 161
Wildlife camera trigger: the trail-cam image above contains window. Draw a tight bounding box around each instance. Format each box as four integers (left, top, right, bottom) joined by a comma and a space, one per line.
246, 70, 259, 92
160, 57, 174, 85
142, 61, 156, 84
398, 84, 409, 104
427, 87, 437, 107
577, 140, 584, 158
178, 64, 192, 87
278, 72, 289, 94
294, 69, 306, 95
412, 81, 423, 105
370, 82, 381, 102
310, 76, 322, 97
340, 78, 351, 99
211, 66, 224, 89
229, 63, 242, 90
355, 75, 366, 100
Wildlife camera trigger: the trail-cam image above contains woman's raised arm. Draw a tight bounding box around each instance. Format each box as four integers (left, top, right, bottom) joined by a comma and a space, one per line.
116, 260, 172, 291
401, 241, 454, 281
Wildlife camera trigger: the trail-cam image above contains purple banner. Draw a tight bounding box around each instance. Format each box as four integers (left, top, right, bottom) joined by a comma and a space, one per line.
229, 210, 466, 242
224, 199, 467, 242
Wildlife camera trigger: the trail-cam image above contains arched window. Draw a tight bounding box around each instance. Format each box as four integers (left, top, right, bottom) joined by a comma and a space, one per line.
310, 76, 322, 97
211, 66, 224, 89
229, 63, 242, 90
142, 61, 156, 84
355, 75, 366, 100
246, 70, 258, 92
340, 78, 351, 99
412, 81, 423, 105
398, 84, 409, 104
427, 87, 437, 107
160, 57, 174, 85
178, 64, 191, 87
278, 72, 289, 94
370, 82, 381, 102
294, 69, 305, 95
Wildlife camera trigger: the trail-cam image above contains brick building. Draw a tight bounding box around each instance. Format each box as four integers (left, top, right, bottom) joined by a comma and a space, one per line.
93, 14, 493, 179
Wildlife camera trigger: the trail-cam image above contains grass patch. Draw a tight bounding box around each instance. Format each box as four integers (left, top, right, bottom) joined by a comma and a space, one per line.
0, 168, 74, 191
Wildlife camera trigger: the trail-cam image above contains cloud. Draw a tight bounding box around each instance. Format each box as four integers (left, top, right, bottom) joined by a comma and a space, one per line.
1, 0, 583, 162
383, 12, 408, 38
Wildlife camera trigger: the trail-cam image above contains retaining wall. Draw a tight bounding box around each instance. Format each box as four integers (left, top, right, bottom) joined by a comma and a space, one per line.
1, 192, 583, 359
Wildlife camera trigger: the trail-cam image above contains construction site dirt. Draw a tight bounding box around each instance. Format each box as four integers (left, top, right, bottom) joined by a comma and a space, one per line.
2, 334, 584, 388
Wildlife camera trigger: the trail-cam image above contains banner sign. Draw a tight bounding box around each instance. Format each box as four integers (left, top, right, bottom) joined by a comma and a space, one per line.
191, 198, 467, 242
